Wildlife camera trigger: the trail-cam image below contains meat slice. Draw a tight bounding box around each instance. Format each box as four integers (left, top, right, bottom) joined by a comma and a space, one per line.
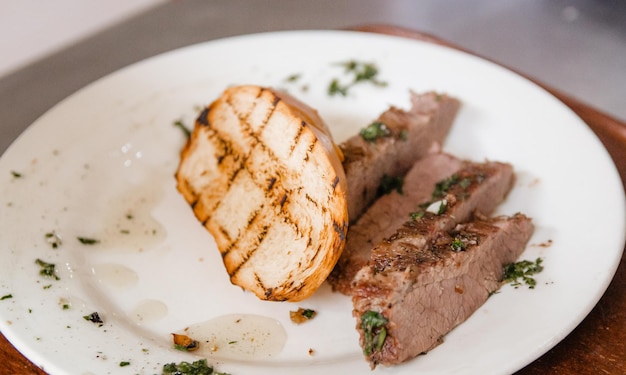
327, 152, 464, 295
352, 213, 534, 368
328, 159, 515, 295
370, 160, 515, 272
340, 91, 460, 222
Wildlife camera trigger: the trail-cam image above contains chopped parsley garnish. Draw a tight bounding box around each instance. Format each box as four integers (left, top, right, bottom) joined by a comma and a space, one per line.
378, 174, 404, 196
35, 259, 60, 280
45, 231, 62, 249
173, 119, 192, 139
119, 361, 131, 367
459, 177, 472, 190
360, 121, 391, 142
450, 237, 467, 252
83, 311, 104, 327
162, 359, 228, 375
1, 294, 12, 300
328, 60, 387, 96
409, 210, 425, 220
10, 171, 22, 178
328, 79, 348, 96
432, 174, 460, 199
360, 310, 388, 356
284, 73, 301, 82
503, 258, 544, 289
77, 237, 100, 245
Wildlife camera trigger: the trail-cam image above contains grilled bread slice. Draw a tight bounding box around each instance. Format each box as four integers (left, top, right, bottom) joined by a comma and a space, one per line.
175, 85, 348, 302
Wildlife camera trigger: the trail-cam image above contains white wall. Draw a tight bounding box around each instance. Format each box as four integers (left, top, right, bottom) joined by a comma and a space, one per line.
0, 0, 166, 77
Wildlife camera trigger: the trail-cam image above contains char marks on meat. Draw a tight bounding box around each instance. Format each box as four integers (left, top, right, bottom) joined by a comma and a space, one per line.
352, 213, 534, 368
340, 91, 460, 223
329, 158, 515, 295
327, 152, 464, 294
370, 160, 515, 273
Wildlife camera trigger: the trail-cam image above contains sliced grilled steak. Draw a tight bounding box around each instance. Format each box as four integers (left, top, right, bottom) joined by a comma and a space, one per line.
328, 159, 514, 295
352, 213, 534, 368
370, 160, 515, 272
340, 91, 460, 222
327, 152, 464, 295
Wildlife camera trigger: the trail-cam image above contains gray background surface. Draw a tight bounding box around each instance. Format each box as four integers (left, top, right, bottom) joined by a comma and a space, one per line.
1, 0, 625, 154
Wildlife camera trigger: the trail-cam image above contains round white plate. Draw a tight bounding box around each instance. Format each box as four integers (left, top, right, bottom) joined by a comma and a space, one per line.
0, 30, 624, 375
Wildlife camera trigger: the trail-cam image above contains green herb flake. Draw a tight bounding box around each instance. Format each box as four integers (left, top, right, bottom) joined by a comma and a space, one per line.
328, 79, 349, 97
42, 284, 52, 290
409, 210, 425, 221
285, 73, 301, 82
45, 231, 62, 249
162, 358, 228, 375
437, 200, 448, 215
503, 258, 544, 289
1, 294, 12, 301
339, 60, 387, 86
378, 174, 404, 196
10, 171, 22, 178
328, 60, 387, 97
35, 259, 60, 280
119, 361, 131, 367
459, 178, 472, 190
359, 121, 391, 142
83, 311, 104, 327
432, 174, 459, 199
354, 63, 379, 82
173, 119, 191, 139
360, 310, 388, 356
77, 237, 100, 245
399, 129, 408, 141
450, 237, 467, 252
173, 344, 189, 351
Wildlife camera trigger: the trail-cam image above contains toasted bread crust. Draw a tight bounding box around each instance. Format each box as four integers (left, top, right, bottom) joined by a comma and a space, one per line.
176, 85, 348, 301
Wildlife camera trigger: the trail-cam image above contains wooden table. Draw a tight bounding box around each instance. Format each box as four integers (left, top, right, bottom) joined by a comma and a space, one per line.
1, 24, 625, 374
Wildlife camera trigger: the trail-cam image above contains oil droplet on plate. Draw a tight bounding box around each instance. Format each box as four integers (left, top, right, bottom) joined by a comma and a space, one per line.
92, 170, 168, 253
129, 299, 168, 325
177, 314, 287, 361
91, 263, 138, 289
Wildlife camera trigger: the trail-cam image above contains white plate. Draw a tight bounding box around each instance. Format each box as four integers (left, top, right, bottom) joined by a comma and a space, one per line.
0, 30, 624, 375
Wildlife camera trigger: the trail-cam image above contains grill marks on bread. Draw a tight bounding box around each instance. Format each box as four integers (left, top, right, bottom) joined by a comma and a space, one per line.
176, 85, 348, 301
